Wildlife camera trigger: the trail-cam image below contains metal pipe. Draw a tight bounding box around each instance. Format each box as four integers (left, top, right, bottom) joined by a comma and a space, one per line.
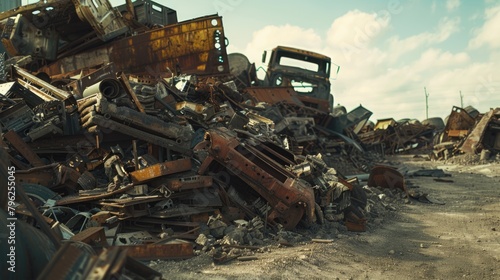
82, 78, 122, 99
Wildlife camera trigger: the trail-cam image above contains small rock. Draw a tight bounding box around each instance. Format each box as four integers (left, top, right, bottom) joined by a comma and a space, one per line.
389, 250, 395, 255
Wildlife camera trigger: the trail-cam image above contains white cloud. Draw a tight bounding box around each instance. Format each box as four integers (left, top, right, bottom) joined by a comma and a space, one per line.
446, 0, 461, 12
325, 10, 390, 63
431, 1, 437, 13
469, 5, 500, 49
387, 18, 460, 60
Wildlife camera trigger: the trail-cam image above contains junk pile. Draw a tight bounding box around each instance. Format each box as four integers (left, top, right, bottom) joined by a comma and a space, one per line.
0, 0, 441, 277
431, 106, 500, 162
357, 117, 441, 155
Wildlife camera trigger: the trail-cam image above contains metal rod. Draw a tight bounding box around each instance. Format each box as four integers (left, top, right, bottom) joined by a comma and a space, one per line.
133, 140, 139, 171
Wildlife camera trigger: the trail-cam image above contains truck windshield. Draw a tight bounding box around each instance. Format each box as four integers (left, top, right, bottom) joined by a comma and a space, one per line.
275, 51, 330, 76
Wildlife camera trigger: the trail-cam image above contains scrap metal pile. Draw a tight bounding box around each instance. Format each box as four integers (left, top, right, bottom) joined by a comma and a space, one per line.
432, 106, 500, 161
357, 117, 441, 155
3, 3, 496, 278
0, 0, 387, 276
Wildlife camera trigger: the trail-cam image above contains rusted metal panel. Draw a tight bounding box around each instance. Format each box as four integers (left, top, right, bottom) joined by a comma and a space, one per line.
195, 127, 315, 230
165, 175, 213, 192
70, 226, 108, 247
443, 106, 476, 142
3, 130, 45, 167
114, 241, 194, 260
460, 108, 500, 154
245, 86, 304, 106
130, 158, 192, 183
447, 130, 469, 137
39, 15, 230, 77
367, 165, 406, 192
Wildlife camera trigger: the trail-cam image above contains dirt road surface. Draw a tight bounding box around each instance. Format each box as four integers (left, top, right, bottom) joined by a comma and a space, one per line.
152, 155, 500, 280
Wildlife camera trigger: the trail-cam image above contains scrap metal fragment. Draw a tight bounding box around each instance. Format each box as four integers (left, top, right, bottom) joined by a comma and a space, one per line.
195, 127, 315, 230
129, 158, 192, 183
15, 163, 80, 191
442, 106, 476, 142
70, 226, 108, 247
72, 0, 130, 41
118, 72, 145, 112
3, 130, 45, 167
13, 65, 75, 103
165, 175, 213, 192
100, 196, 165, 219
0, 100, 34, 135
39, 15, 230, 77
367, 165, 406, 192
460, 108, 500, 154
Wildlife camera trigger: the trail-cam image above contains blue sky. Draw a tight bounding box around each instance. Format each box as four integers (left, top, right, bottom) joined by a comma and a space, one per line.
27, 0, 500, 121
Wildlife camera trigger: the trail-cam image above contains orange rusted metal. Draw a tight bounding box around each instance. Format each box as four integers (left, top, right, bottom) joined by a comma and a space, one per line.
165, 175, 213, 192
460, 108, 500, 154
39, 15, 229, 77
245, 86, 304, 106
367, 165, 406, 192
195, 127, 315, 230
70, 227, 108, 247
130, 158, 192, 183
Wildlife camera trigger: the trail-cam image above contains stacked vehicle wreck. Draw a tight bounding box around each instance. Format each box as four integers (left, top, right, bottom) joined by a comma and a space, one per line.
0, 1, 375, 277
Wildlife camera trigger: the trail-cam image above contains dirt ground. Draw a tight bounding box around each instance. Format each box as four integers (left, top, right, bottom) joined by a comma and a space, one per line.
150, 155, 500, 280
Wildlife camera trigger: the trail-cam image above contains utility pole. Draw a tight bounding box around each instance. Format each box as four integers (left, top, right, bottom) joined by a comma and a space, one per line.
424, 87, 429, 119
460, 90, 463, 108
